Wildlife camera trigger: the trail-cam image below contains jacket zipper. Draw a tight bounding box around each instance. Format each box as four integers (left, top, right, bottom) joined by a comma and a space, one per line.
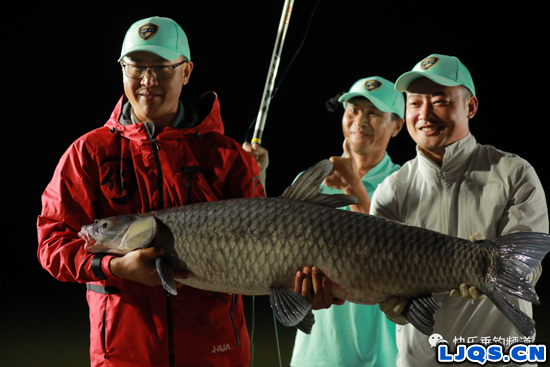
102, 297, 109, 359
150, 138, 164, 210
181, 166, 202, 205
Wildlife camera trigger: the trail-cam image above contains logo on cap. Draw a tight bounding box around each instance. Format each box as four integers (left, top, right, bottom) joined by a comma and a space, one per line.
138, 23, 159, 40
421, 57, 439, 70
364, 80, 382, 92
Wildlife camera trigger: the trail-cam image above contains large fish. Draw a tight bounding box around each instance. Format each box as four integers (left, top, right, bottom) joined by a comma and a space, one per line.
79, 160, 550, 337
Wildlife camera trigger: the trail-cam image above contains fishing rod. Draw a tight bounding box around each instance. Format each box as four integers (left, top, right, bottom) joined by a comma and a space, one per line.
251, 0, 295, 145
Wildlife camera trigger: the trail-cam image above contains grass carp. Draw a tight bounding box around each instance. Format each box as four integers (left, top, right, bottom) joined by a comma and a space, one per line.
79, 160, 550, 337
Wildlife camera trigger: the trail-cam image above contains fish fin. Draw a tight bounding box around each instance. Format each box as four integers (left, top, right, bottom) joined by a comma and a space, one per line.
491, 232, 550, 303
479, 232, 550, 337
155, 257, 177, 296
281, 160, 358, 208
484, 289, 536, 337
297, 310, 315, 335
269, 287, 315, 334
402, 296, 441, 336
121, 216, 158, 250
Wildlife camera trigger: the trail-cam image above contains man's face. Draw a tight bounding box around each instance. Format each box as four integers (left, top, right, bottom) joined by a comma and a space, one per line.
406, 77, 477, 163
341, 97, 402, 156
121, 51, 193, 126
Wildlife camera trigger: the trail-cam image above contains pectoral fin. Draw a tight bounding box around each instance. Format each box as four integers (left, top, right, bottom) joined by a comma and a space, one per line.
402, 296, 441, 335
156, 257, 177, 296
268, 287, 315, 334
121, 216, 157, 251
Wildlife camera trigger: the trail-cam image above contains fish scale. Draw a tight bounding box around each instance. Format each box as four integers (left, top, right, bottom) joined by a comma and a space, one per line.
81, 159, 550, 336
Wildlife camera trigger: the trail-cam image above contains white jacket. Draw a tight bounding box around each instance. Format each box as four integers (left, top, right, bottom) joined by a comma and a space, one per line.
371, 133, 548, 367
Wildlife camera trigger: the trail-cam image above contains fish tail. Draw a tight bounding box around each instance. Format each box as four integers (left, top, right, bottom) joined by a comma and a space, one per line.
483, 232, 550, 337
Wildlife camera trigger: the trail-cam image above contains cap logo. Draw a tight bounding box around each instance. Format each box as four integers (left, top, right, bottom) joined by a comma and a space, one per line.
138, 23, 159, 40
421, 57, 439, 70
364, 80, 382, 92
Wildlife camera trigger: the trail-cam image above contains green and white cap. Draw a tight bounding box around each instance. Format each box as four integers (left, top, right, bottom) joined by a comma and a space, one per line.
119, 16, 190, 62
338, 76, 404, 118
395, 54, 475, 96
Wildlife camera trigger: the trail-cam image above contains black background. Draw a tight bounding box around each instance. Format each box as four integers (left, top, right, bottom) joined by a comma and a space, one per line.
3, 1, 549, 366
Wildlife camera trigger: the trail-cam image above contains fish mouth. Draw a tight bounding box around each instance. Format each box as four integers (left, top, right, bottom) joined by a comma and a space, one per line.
78, 227, 97, 251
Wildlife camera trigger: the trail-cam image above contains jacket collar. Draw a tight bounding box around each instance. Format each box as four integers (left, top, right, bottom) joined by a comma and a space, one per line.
361, 152, 393, 184
417, 133, 477, 178
105, 92, 224, 143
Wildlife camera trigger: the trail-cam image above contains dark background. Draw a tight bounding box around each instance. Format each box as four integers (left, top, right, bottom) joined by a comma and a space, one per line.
3, 1, 548, 366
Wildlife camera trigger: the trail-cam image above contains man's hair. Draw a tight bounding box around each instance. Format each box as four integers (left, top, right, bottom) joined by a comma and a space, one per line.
390, 113, 401, 122
461, 86, 473, 102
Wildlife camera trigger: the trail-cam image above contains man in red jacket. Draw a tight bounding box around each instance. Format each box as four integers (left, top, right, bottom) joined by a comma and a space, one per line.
37, 16, 264, 367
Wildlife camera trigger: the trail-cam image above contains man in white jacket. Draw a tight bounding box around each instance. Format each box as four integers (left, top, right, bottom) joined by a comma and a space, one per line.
372, 54, 548, 366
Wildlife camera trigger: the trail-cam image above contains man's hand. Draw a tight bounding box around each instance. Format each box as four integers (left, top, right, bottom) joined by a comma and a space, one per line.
110, 247, 194, 287
243, 142, 268, 191
450, 284, 487, 300
379, 296, 409, 325
324, 139, 371, 214
324, 138, 359, 192
294, 266, 345, 310
242, 142, 269, 172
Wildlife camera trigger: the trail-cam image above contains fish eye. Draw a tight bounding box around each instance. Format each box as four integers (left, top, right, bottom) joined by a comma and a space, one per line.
95, 221, 109, 235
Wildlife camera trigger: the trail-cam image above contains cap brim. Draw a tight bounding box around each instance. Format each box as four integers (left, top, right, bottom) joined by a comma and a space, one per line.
118, 45, 183, 62
338, 92, 393, 114
395, 71, 460, 92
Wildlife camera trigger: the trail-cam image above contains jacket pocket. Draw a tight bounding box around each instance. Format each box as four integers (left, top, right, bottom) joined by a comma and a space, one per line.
181, 166, 216, 204
86, 284, 120, 360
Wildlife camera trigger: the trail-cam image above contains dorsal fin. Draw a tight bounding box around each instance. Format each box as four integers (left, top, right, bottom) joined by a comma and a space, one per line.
281, 159, 358, 208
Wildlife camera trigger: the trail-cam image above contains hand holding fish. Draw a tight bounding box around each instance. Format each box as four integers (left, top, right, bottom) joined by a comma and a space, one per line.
381, 282, 485, 326
110, 247, 194, 288
324, 139, 371, 214
379, 296, 409, 325
450, 284, 487, 300
294, 266, 345, 310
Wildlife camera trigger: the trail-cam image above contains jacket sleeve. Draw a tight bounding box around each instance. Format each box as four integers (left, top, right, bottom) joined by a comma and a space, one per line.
37, 140, 116, 283
498, 160, 549, 286
222, 143, 266, 200
370, 175, 401, 221
498, 161, 549, 235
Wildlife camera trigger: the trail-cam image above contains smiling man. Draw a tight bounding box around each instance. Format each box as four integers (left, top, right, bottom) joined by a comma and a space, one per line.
290, 76, 405, 367
372, 54, 548, 366
37, 16, 264, 367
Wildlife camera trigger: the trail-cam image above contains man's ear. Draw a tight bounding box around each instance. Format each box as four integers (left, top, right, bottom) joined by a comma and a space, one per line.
391, 118, 404, 138
467, 96, 478, 119
182, 61, 194, 86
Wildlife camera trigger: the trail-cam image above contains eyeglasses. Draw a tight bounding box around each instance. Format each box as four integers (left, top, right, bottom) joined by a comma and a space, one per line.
122, 60, 188, 79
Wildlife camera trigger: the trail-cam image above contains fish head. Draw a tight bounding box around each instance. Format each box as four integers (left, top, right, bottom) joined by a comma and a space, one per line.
79, 215, 158, 255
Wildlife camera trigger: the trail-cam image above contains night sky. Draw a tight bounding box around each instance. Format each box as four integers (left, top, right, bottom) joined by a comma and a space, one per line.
4, 1, 549, 366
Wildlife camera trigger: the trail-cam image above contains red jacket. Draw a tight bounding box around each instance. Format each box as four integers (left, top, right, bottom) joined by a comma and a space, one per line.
37, 93, 265, 366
